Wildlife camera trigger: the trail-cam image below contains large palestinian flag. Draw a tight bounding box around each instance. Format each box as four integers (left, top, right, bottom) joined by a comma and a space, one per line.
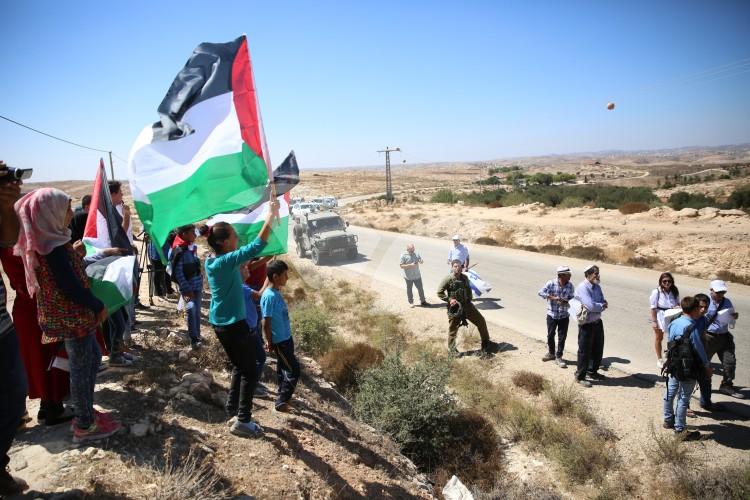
208, 150, 299, 255
128, 35, 271, 251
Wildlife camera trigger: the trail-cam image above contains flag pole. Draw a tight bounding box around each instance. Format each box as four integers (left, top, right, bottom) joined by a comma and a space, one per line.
108, 151, 115, 180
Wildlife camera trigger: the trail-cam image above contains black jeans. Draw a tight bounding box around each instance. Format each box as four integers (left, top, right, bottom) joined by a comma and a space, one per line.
576, 320, 604, 380
0, 329, 28, 469
404, 278, 426, 304
704, 332, 736, 386
273, 338, 300, 407
546, 316, 569, 358
214, 321, 258, 423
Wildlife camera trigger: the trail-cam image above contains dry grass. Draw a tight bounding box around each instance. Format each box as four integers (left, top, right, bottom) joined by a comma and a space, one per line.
646, 422, 695, 469
511, 370, 548, 395
717, 269, 750, 286
319, 342, 384, 395
474, 236, 499, 246
564, 245, 606, 261
619, 202, 651, 214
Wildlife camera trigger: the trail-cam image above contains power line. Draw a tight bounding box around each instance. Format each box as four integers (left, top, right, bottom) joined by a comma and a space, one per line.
0, 114, 111, 154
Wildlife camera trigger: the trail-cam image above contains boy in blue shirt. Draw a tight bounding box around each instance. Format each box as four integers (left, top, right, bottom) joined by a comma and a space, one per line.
663, 296, 712, 440
261, 260, 300, 413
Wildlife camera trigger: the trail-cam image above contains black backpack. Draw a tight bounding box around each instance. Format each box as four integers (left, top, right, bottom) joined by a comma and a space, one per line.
662, 325, 698, 381
169, 246, 201, 284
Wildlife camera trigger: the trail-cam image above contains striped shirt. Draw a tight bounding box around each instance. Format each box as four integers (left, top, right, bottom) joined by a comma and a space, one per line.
538, 279, 575, 319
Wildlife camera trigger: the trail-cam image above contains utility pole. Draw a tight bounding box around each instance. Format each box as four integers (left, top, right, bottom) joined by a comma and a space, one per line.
108, 151, 115, 180
377, 147, 400, 202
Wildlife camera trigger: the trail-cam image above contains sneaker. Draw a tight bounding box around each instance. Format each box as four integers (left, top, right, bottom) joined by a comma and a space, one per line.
44, 406, 75, 426
255, 383, 269, 397
663, 419, 674, 429
230, 420, 264, 438
191, 340, 203, 350
108, 355, 133, 367
657, 358, 665, 369
587, 372, 606, 380
556, 357, 567, 368
542, 352, 555, 362
577, 379, 592, 388
94, 409, 117, 424
0, 469, 29, 496
675, 429, 701, 441
420, 301, 429, 307
122, 352, 139, 362
275, 401, 295, 413
719, 384, 745, 399
72, 416, 122, 443
227, 416, 238, 428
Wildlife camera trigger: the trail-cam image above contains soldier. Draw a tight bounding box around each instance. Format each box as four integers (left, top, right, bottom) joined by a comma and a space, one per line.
437, 259, 493, 358
292, 216, 305, 254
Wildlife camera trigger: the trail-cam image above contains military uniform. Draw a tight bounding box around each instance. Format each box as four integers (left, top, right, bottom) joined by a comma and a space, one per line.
437, 272, 491, 353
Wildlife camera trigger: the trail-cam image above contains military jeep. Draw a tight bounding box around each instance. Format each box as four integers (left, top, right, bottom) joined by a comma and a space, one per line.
295, 212, 358, 265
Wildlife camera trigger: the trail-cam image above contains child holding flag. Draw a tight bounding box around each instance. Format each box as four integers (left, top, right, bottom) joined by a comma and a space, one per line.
205, 200, 278, 438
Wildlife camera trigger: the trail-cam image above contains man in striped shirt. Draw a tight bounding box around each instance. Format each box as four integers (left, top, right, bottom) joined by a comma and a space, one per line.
538, 266, 575, 368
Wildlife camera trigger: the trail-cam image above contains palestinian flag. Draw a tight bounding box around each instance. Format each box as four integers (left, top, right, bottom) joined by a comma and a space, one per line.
83, 159, 131, 252
85, 255, 136, 314
208, 150, 299, 254
128, 35, 272, 252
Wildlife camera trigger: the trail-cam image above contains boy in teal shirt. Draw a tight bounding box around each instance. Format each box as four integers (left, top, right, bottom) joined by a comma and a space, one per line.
261, 260, 299, 412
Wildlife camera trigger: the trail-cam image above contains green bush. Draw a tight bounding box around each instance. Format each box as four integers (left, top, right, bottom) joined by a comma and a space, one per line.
727, 185, 750, 211
354, 354, 457, 465
668, 191, 717, 210
290, 302, 334, 356
430, 189, 457, 203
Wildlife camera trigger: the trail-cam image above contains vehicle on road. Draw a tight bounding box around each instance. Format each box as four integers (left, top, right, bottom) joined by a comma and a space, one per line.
292, 202, 317, 216
311, 196, 338, 209
296, 211, 358, 264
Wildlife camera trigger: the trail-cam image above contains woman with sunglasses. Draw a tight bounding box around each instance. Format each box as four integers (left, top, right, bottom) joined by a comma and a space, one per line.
651, 272, 680, 369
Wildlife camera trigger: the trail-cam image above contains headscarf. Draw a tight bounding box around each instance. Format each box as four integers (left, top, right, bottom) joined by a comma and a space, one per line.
13, 188, 72, 296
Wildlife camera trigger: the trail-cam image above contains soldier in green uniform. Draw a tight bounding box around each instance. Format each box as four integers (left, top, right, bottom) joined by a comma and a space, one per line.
437, 260, 493, 357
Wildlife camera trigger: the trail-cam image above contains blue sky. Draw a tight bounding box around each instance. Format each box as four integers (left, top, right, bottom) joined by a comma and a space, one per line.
1, 1, 749, 182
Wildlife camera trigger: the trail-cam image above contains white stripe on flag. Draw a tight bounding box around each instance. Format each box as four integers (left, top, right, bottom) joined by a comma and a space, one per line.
208, 196, 289, 225
128, 92, 243, 202
102, 256, 136, 300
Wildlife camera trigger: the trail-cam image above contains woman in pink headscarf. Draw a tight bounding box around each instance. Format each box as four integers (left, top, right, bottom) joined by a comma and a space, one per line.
14, 188, 121, 443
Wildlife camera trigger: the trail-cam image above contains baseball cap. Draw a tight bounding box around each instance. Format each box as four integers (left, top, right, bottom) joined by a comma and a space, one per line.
583, 264, 599, 275
451, 234, 461, 240
556, 266, 571, 275
710, 279, 728, 293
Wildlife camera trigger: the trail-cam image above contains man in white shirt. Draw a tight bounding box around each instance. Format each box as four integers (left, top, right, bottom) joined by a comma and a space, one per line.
446, 235, 469, 271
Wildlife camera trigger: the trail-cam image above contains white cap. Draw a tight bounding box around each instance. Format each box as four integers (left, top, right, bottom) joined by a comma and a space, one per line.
451, 234, 461, 241
710, 279, 728, 293
556, 266, 571, 275
583, 264, 599, 275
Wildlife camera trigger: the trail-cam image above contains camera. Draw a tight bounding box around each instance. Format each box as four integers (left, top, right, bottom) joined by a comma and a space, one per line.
0, 167, 33, 183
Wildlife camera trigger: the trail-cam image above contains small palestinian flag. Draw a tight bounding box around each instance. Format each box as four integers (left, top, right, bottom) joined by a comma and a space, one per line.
83, 159, 131, 252
86, 255, 136, 314
128, 35, 272, 251
208, 150, 299, 254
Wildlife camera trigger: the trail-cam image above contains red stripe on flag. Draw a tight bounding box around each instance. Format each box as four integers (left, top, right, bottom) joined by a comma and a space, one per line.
232, 37, 267, 167
83, 159, 106, 239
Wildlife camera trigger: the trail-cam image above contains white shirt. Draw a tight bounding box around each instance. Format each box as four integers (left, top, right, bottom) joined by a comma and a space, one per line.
447, 243, 469, 267
649, 288, 679, 331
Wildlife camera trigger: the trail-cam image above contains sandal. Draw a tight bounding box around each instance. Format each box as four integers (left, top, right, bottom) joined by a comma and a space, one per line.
686, 408, 697, 418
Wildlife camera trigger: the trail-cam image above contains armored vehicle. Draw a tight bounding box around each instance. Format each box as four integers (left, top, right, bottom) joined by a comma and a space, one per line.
294, 211, 358, 264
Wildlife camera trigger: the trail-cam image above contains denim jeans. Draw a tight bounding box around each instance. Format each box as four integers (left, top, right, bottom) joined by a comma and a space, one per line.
546, 316, 569, 358
186, 288, 203, 342
0, 329, 28, 470
64, 332, 101, 429
664, 376, 696, 432
273, 337, 300, 406
404, 278, 426, 304
214, 321, 257, 423
575, 320, 604, 380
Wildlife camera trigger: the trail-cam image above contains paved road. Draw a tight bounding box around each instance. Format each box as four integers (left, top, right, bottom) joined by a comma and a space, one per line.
314, 225, 750, 388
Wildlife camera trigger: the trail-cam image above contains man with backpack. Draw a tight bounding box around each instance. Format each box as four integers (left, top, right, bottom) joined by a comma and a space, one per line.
663, 296, 712, 441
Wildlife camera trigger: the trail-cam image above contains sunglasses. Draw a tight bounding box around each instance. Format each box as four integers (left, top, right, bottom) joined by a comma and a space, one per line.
661, 280, 673, 284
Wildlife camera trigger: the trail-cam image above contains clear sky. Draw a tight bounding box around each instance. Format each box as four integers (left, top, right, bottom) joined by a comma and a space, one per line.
2, 1, 749, 182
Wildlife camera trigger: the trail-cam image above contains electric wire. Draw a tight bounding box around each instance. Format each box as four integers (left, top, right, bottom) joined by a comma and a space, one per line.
0, 114, 112, 154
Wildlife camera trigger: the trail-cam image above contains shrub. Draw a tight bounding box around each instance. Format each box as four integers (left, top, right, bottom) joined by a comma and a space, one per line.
504, 398, 551, 442
431, 189, 457, 203
511, 370, 548, 395
646, 423, 694, 468
668, 191, 717, 210
716, 270, 750, 286
474, 236, 499, 246
727, 185, 750, 211
290, 302, 334, 357
627, 255, 665, 269
551, 429, 616, 484
619, 202, 651, 214
319, 343, 384, 395
565, 245, 606, 261
538, 244, 564, 255
358, 310, 408, 353
151, 445, 226, 500
354, 354, 457, 465
546, 383, 583, 416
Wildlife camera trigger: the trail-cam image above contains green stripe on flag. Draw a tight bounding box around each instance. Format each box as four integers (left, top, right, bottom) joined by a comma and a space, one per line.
90, 280, 130, 314
135, 143, 269, 247
234, 216, 289, 256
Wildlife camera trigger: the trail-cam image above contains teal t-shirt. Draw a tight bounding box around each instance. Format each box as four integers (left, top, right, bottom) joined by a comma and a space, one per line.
205, 237, 266, 326
260, 287, 292, 344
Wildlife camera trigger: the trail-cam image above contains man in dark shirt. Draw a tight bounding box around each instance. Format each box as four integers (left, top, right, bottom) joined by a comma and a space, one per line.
69, 194, 91, 242
0, 162, 28, 495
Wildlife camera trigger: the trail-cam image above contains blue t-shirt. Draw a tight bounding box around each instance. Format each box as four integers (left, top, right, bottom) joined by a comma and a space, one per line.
205, 237, 266, 326
242, 284, 259, 331
260, 287, 292, 344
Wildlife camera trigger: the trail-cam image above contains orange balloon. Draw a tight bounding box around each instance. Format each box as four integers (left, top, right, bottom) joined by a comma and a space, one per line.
607, 102, 615, 110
